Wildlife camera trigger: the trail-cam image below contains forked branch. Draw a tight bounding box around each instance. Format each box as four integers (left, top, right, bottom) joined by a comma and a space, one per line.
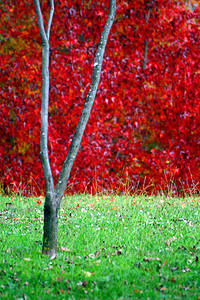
34, 0, 116, 204
34, 0, 116, 258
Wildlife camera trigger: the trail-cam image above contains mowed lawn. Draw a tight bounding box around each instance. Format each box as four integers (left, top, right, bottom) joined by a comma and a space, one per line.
0, 195, 200, 299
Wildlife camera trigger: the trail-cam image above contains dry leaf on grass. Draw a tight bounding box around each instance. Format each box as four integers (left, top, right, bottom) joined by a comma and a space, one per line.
88, 253, 95, 259
164, 236, 176, 246
112, 249, 123, 255
59, 246, 71, 252
181, 267, 190, 272
82, 270, 94, 277
143, 257, 160, 262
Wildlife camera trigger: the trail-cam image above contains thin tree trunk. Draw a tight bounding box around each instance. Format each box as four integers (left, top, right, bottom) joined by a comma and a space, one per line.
42, 194, 58, 259
34, 0, 56, 258
34, 0, 116, 258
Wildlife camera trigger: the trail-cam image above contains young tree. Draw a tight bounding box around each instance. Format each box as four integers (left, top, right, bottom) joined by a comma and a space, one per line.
34, 0, 116, 258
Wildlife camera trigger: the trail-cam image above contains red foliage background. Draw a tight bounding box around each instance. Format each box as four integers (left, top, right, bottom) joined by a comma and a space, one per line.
0, 0, 200, 195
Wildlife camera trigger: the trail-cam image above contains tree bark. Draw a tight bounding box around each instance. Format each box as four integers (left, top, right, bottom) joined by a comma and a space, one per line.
34, 0, 57, 258
34, 0, 116, 258
42, 194, 58, 259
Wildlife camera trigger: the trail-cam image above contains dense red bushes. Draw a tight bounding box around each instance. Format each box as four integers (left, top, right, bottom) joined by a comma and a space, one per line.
0, 0, 200, 195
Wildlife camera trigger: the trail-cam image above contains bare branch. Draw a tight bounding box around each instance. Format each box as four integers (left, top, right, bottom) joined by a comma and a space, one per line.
46, 0, 54, 41
142, 39, 148, 70
142, 8, 151, 70
0, 36, 10, 43
54, 0, 116, 203
1, 6, 17, 31
34, 0, 55, 197
5, 15, 17, 32
34, 0, 47, 44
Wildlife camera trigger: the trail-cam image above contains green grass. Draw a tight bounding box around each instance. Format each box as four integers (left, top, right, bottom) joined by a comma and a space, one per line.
0, 195, 200, 299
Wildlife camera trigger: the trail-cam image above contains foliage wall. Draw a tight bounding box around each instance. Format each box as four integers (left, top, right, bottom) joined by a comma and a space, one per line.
0, 0, 200, 195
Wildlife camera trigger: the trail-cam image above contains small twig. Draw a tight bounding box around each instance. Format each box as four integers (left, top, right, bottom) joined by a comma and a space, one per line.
142, 39, 148, 70
142, 8, 151, 70
0, 36, 10, 43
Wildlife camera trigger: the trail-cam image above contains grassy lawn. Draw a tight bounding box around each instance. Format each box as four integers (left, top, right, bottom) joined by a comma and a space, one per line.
0, 195, 200, 299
